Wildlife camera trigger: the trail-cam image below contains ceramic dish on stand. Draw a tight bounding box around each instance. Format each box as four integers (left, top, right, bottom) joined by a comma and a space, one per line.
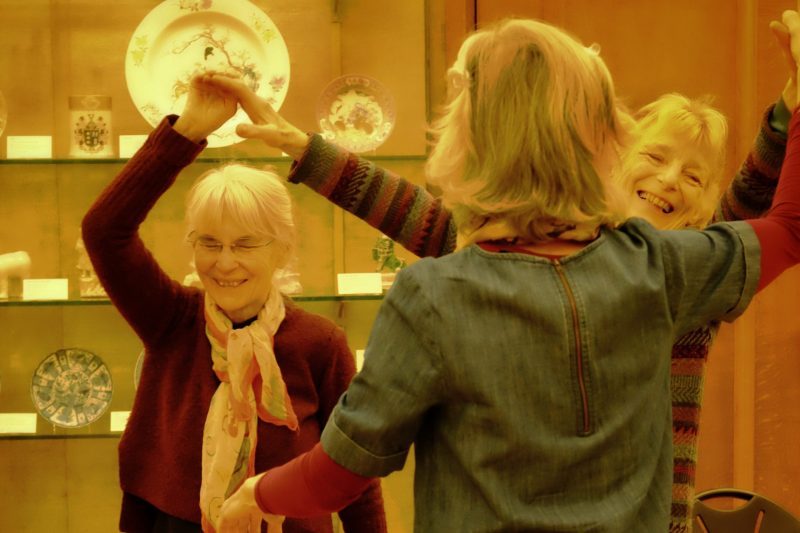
125, 0, 290, 147
30, 348, 113, 429
317, 75, 396, 153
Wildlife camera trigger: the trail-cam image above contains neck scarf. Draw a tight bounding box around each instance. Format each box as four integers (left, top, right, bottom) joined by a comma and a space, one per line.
200, 290, 298, 532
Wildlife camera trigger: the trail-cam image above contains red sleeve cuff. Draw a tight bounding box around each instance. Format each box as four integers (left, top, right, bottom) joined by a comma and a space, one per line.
254, 442, 374, 517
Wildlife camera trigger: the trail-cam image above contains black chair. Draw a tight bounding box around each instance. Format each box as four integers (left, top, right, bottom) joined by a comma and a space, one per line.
692, 488, 800, 533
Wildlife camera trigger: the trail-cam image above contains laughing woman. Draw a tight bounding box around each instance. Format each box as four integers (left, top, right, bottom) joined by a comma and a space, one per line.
81, 74, 386, 533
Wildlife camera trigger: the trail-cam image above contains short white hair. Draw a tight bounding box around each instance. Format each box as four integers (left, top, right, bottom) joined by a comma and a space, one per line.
185, 164, 296, 268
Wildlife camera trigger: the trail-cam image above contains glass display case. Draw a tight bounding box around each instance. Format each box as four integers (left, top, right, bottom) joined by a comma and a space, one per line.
0, 0, 430, 530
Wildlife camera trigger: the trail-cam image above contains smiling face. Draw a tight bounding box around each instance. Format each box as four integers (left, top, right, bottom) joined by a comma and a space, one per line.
623, 128, 713, 229
184, 164, 297, 323
193, 213, 283, 323
615, 93, 727, 230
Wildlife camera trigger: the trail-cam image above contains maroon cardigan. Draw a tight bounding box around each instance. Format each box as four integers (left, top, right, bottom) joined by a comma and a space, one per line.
81, 117, 386, 533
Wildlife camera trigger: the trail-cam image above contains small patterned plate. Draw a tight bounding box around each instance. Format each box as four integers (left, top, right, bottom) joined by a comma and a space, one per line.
30, 348, 113, 428
317, 75, 396, 153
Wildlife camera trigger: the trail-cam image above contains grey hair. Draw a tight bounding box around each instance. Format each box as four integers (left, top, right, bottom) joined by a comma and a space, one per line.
426, 18, 628, 241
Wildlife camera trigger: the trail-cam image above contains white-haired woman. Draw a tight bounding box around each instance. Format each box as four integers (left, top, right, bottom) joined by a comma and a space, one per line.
214, 13, 800, 532
81, 75, 387, 533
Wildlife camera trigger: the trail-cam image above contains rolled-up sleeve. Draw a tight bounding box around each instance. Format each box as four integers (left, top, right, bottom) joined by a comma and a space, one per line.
321, 264, 446, 477
664, 220, 761, 336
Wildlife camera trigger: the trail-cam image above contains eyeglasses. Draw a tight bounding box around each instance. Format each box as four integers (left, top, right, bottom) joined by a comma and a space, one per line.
190, 234, 274, 260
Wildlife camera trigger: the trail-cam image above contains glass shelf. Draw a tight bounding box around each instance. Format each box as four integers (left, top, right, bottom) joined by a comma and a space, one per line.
0, 433, 121, 441
0, 156, 290, 165
0, 154, 426, 165
0, 294, 384, 307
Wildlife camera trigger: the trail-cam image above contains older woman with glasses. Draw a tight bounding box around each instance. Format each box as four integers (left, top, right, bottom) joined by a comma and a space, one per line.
81, 74, 386, 533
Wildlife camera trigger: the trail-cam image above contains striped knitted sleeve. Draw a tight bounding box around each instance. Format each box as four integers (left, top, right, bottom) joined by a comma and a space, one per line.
287, 134, 457, 258
714, 102, 788, 223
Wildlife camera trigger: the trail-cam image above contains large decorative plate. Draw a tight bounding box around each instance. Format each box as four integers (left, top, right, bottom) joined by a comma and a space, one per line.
125, 0, 290, 147
0, 90, 7, 137
317, 75, 396, 153
30, 348, 113, 428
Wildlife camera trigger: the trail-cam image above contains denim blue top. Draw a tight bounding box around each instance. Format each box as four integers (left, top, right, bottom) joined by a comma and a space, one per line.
322, 218, 760, 532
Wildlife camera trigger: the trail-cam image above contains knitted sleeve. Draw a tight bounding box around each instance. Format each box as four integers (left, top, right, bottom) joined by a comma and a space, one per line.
668, 99, 790, 533
715, 102, 788, 223
81, 116, 204, 345
287, 134, 457, 258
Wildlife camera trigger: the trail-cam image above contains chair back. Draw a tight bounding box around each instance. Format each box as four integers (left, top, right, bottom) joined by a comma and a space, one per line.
692, 488, 800, 533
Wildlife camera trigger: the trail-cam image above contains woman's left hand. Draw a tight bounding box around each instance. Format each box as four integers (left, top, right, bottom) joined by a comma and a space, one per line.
218, 473, 285, 532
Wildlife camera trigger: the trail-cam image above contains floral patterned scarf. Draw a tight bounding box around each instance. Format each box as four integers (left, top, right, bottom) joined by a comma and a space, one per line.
199, 290, 298, 532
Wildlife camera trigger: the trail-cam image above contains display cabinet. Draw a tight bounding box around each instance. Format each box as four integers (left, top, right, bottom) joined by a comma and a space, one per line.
0, 0, 431, 530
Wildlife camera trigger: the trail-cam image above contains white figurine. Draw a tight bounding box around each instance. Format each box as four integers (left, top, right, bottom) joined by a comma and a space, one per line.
75, 237, 107, 298
0, 250, 31, 298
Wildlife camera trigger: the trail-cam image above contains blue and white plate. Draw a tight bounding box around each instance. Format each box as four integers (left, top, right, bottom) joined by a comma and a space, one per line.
31, 348, 113, 428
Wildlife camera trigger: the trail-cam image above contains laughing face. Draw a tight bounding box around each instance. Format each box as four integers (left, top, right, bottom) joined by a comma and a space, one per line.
192, 212, 283, 323
621, 128, 714, 230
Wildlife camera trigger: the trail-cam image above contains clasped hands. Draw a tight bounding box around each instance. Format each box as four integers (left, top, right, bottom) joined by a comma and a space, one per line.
174, 69, 309, 158
216, 473, 285, 532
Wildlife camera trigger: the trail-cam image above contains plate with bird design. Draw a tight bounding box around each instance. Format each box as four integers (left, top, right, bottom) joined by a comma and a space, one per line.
125, 0, 290, 147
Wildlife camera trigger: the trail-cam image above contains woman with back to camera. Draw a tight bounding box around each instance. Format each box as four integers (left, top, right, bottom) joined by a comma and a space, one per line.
214, 13, 800, 532
208, 22, 797, 533
81, 74, 386, 533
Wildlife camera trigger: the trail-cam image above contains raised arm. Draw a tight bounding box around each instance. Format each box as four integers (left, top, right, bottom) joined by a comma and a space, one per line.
744, 10, 800, 291
206, 74, 458, 258
81, 74, 236, 345
718, 15, 800, 224
287, 134, 456, 257
715, 87, 792, 224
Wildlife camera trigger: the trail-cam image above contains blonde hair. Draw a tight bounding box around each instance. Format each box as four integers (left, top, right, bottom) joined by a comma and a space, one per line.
621, 93, 728, 229
185, 164, 296, 268
426, 18, 628, 241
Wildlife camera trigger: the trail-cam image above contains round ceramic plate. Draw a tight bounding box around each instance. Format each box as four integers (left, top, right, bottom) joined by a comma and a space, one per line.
0, 90, 7, 137
30, 348, 113, 428
317, 75, 396, 153
125, 0, 290, 147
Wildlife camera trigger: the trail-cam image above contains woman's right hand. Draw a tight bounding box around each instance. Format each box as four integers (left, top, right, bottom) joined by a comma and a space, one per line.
173, 71, 239, 142
205, 74, 310, 159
